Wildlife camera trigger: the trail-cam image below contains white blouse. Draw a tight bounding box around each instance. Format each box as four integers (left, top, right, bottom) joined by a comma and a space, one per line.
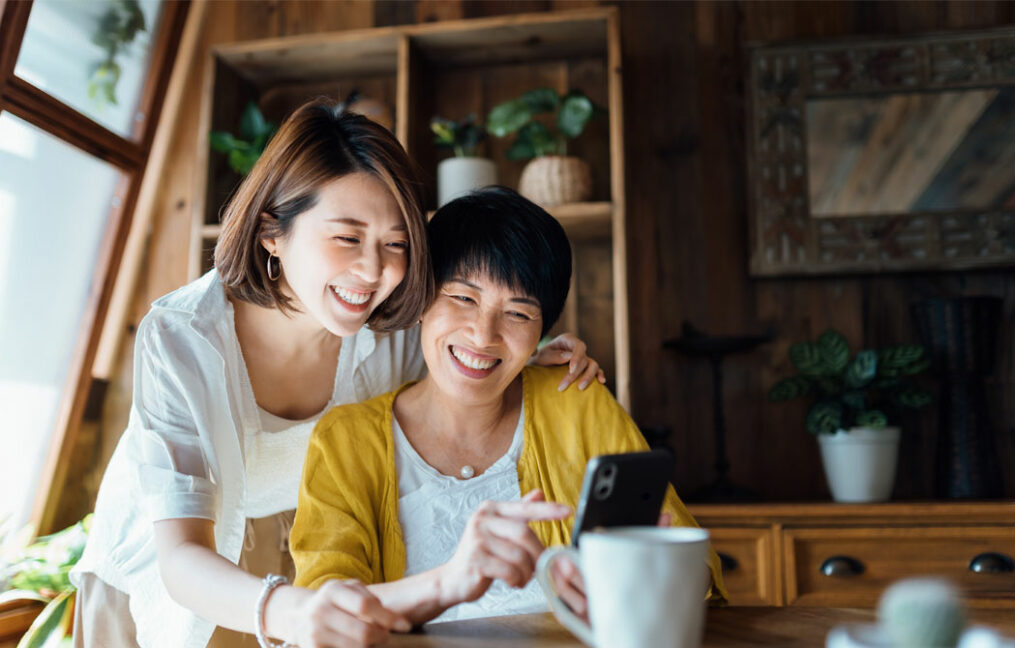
71, 270, 426, 648
393, 403, 549, 623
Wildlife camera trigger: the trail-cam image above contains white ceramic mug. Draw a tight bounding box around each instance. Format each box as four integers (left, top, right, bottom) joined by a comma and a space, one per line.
535, 527, 711, 648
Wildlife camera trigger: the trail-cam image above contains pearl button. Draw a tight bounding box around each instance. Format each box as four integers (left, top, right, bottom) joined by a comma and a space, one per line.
460, 465, 475, 479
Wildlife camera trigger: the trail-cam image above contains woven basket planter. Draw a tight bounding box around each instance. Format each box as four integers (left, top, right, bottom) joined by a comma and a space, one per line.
518, 155, 592, 206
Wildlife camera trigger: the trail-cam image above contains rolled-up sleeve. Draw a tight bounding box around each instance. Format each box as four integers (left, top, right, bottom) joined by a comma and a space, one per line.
127, 317, 218, 523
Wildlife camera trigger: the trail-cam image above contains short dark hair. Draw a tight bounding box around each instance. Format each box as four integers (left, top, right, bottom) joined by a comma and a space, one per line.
214, 99, 432, 333
428, 187, 571, 336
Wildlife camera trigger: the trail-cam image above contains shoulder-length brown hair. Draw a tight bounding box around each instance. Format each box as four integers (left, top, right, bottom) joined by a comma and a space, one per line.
214, 99, 432, 333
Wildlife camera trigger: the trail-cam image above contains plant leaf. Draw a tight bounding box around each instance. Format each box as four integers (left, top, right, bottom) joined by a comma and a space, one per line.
897, 387, 933, 409
522, 88, 559, 113
487, 97, 532, 137
806, 400, 843, 435
855, 409, 888, 428
209, 131, 238, 153
789, 342, 826, 377
900, 357, 931, 376
844, 350, 878, 389
841, 390, 866, 411
767, 376, 812, 401
817, 329, 850, 374
16, 590, 73, 648
557, 92, 593, 139
506, 137, 535, 161
880, 345, 925, 369
239, 102, 269, 141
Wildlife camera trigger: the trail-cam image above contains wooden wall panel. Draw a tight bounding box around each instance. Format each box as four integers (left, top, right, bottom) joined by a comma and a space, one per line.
71, 0, 1015, 525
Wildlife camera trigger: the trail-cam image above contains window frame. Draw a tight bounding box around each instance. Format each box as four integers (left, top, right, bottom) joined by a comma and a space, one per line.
0, 0, 192, 536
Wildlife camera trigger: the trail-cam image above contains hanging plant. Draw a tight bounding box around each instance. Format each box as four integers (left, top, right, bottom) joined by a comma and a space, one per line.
88, 0, 147, 107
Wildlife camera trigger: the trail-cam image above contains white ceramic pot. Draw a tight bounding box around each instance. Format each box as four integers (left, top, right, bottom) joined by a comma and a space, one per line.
437, 157, 497, 207
817, 427, 900, 503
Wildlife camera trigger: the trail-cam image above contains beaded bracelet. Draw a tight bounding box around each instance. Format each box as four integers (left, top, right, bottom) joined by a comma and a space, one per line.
255, 573, 296, 648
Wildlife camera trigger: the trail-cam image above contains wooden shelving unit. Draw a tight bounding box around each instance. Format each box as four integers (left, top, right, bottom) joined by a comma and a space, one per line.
191, 8, 631, 407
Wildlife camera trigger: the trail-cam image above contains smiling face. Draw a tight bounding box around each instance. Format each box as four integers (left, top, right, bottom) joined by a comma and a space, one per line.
262, 172, 409, 337
420, 272, 544, 403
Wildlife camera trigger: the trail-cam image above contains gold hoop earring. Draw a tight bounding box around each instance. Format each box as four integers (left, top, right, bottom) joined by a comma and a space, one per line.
266, 254, 281, 281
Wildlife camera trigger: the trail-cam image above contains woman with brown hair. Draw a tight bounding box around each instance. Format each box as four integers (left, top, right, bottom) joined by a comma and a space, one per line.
70, 100, 602, 648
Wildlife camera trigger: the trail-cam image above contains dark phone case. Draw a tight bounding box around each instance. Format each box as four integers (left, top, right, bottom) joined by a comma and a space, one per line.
570, 450, 673, 546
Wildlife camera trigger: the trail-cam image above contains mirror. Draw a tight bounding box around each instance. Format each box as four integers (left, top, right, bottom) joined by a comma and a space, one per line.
746, 30, 1015, 276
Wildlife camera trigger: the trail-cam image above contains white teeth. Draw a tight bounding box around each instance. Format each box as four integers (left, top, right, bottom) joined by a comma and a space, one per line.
333, 286, 371, 305
451, 346, 498, 371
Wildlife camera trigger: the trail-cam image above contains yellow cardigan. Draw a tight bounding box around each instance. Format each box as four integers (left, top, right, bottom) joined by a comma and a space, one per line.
291, 365, 728, 603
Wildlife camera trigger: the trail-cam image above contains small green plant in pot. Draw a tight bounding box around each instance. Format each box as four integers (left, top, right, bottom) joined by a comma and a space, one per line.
210, 101, 278, 176
0, 514, 92, 647
768, 329, 932, 502
486, 88, 605, 206
431, 114, 497, 207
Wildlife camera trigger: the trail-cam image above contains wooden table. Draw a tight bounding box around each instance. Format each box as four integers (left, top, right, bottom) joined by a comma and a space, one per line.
389, 607, 1015, 647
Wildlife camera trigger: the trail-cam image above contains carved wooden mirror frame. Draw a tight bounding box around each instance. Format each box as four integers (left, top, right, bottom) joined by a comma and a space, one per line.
746, 28, 1015, 276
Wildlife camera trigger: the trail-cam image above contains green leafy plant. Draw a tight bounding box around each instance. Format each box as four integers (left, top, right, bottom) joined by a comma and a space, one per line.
431, 114, 487, 157
0, 515, 92, 648
89, 0, 147, 107
210, 102, 279, 176
768, 329, 933, 435
486, 88, 605, 160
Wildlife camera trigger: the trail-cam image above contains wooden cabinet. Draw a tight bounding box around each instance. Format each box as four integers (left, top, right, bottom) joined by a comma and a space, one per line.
191, 8, 632, 407
690, 503, 1015, 608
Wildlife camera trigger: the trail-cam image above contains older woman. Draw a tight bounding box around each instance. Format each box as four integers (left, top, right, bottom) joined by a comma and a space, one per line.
291, 187, 726, 627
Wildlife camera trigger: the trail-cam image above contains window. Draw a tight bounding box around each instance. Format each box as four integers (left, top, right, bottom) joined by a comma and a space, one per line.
0, 0, 190, 536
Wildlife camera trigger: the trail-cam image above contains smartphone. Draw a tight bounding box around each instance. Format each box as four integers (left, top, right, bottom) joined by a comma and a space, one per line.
571, 450, 673, 546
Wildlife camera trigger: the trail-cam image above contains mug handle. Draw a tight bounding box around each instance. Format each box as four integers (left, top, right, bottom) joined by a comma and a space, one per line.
535, 546, 595, 646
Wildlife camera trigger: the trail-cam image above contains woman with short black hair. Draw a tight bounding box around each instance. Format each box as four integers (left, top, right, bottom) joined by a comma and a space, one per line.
291, 187, 726, 627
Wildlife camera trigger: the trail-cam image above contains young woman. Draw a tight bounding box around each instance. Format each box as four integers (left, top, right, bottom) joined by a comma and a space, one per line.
70, 102, 602, 648
290, 188, 726, 628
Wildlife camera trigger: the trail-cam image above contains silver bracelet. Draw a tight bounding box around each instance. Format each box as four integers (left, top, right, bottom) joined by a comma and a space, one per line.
256, 573, 296, 648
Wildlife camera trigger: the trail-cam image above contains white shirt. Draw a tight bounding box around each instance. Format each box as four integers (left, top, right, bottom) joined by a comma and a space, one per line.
71, 270, 426, 648
393, 403, 549, 623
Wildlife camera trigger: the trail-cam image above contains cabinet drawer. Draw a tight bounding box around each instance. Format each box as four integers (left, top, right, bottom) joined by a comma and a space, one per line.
785, 527, 1015, 607
709, 527, 779, 605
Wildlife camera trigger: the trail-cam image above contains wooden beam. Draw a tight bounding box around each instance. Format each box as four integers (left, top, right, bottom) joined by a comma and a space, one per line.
1, 78, 144, 170
0, 0, 32, 112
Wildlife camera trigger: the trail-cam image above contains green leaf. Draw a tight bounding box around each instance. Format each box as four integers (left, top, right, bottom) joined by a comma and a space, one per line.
510, 122, 555, 160
880, 345, 925, 369
767, 376, 812, 401
815, 376, 843, 396
841, 390, 866, 411
844, 350, 878, 389
557, 92, 594, 139
522, 88, 560, 113
817, 329, 850, 374
806, 400, 843, 435
897, 387, 933, 409
487, 97, 533, 137
506, 137, 536, 161
239, 102, 270, 141
17, 590, 73, 648
228, 149, 260, 175
855, 409, 888, 428
789, 342, 826, 377
209, 131, 239, 153
900, 357, 931, 376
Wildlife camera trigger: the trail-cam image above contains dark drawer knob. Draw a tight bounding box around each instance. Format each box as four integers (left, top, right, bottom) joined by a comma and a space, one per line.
820, 555, 865, 577
718, 552, 739, 573
969, 552, 1015, 574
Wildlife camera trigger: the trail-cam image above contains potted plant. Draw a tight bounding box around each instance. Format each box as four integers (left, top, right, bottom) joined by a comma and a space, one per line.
768, 330, 932, 503
431, 114, 496, 207
210, 101, 278, 176
486, 88, 604, 206
0, 515, 92, 646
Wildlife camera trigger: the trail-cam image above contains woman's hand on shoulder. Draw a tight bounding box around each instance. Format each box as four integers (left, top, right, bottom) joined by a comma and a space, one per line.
276, 580, 411, 647
436, 490, 571, 608
530, 333, 606, 392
